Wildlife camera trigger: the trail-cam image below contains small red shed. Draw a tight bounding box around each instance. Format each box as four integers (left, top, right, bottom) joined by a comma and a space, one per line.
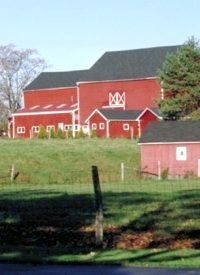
85, 108, 161, 138
139, 121, 200, 178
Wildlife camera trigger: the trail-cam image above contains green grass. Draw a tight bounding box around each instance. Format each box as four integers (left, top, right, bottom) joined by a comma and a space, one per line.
0, 138, 200, 268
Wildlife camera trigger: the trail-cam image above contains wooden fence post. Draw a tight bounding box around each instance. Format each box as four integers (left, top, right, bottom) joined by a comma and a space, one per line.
10, 164, 15, 181
91, 165, 104, 247
121, 162, 124, 182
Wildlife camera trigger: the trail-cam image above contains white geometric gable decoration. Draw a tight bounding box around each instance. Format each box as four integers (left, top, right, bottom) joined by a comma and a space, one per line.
109, 91, 126, 108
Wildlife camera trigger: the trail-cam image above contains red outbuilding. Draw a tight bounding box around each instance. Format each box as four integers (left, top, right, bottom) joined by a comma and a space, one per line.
85, 108, 161, 138
139, 121, 200, 178
10, 45, 180, 138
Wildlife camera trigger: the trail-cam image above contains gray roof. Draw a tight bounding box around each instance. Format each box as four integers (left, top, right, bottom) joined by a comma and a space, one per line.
139, 121, 200, 143
98, 109, 142, 120
79, 45, 180, 82
25, 70, 88, 90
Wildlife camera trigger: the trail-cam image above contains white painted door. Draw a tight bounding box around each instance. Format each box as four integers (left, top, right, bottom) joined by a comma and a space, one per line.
58, 123, 64, 130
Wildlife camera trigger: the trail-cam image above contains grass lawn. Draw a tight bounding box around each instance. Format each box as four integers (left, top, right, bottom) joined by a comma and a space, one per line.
0, 138, 200, 268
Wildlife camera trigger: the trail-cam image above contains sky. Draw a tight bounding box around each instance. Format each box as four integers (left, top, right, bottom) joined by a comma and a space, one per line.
0, 0, 200, 72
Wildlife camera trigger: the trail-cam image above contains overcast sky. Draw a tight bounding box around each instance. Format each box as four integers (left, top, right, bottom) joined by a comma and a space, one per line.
0, 0, 199, 71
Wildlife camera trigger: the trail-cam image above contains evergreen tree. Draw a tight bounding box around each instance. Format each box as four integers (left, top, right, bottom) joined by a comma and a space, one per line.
158, 37, 200, 120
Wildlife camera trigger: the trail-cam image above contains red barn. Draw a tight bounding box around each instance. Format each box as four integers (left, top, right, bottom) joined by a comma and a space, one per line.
139, 121, 200, 178
10, 45, 180, 138
85, 108, 161, 138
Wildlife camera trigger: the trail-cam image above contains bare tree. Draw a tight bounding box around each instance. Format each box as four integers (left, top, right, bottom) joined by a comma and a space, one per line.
0, 44, 47, 114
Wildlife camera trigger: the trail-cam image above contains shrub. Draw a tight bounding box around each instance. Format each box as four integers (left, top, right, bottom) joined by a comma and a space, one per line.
66, 128, 73, 138
90, 129, 97, 138
37, 125, 48, 139
161, 168, 169, 180
49, 128, 57, 139
57, 128, 65, 139
77, 127, 85, 138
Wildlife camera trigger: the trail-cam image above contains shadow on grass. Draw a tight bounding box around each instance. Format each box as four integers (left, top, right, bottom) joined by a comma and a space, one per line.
0, 188, 200, 265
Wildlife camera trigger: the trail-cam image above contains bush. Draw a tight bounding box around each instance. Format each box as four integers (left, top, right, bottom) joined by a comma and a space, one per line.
66, 128, 73, 138
49, 128, 57, 139
77, 127, 85, 138
37, 125, 48, 139
90, 129, 97, 138
57, 128, 65, 139
161, 168, 169, 180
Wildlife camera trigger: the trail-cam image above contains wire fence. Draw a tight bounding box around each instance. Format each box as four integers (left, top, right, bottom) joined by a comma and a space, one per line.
0, 164, 200, 251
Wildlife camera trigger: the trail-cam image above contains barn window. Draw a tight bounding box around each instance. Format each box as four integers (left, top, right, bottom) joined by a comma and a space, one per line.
47, 125, 55, 132
99, 123, 105, 130
17, 127, 25, 134
32, 126, 39, 133
64, 124, 72, 131
123, 123, 129, 131
92, 123, 97, 130
176, 147, 187, 161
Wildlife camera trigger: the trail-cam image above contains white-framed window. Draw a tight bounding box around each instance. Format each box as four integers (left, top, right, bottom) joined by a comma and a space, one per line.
92, 123, 97, 130
176, 147, 187, 161
109, 91, 126, 108
99, 122, 105, 130
74, 125, 79, 131
64, 124, 73, 131
46, 125, 55, 132
123, 123, 129, 131
32, 126, 39, 133
17, 127, 25, 134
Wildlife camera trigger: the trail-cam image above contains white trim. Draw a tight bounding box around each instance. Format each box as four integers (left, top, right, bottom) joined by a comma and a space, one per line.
77, 76, 158, 85
85, 109, 108, 123
43, 104, 53, 109
123, 123, 130, 131
24, 86, 77, 92
46, 125, 55, 132
13, 108, 78, 117
77, 84, 80, 125
17, 126, 25, 134
13, 116, 15, 139
91, 123, 97, 130
106, 120, 110, 138
99, 122, 105, 130
136, 107, 162, 121
139, 141, 200, 145
32, 126, 40, 133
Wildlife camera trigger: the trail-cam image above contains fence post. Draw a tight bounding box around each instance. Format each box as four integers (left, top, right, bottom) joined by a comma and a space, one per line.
10, 164, 15, 181
158, 161, 161, 180
91, 165, 104, 247
121, 162, 124, 182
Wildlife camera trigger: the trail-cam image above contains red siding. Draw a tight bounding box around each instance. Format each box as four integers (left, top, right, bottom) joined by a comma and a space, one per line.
78, 79, 160, 124
140, 143, 200, 177
140, 110, 159, 135
24, 87, 77, 107
88, 112, 107, 137
14, 113, 73, 138
109, 121, 138, 138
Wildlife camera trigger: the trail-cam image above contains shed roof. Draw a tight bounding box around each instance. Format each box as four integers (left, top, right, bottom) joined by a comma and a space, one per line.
79, 45, 180, 82
98, 109, 142, 120
25, 70, 88, 90
139, 121, 200, 144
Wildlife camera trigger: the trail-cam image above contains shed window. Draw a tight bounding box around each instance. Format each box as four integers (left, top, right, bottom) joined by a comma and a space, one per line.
176, 147, 187, 161
47, 125, 55, 132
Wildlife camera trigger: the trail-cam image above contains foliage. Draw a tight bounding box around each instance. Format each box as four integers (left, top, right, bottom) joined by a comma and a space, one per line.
184, 108, 200, 120
49, 128, 57, 138
0, 44, 46, 115
77, 127, 85, 138
66, 128, 73, 138
161, 168, 169, 180
158, 37, 200, 120
57, 128, 65, 139
37, 125, 48, 139
90, 128, 97, 138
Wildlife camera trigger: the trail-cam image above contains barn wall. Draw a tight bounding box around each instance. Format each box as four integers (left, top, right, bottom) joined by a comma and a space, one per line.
14, 113, 73, 138
78, 79, 160, 124
139, 110, 160, 135
140, 143, 200, 177
24, 87, 77, 107
109, 121, 138, 138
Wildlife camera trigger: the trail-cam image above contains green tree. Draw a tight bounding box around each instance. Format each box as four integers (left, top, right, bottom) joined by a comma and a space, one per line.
37, 125, 48, 139
158, 37, 200, 120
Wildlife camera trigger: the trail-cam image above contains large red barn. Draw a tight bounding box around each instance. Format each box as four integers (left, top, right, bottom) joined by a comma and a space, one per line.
139, 121, 200, 178
10, 45, 180, 138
